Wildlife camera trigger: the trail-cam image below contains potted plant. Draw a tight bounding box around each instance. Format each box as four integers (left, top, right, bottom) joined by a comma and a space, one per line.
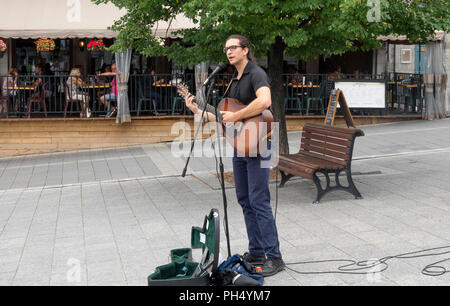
0, 40, 7, 58
35, 38, 55, 58
87, 39, 106, 58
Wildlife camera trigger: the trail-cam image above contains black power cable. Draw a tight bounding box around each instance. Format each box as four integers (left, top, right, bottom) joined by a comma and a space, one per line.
272, 170, 449, 279
285, 245, 450, 277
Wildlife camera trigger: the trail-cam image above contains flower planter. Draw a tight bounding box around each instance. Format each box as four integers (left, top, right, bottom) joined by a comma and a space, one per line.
39, 51, 53, 59
90, 50, 104, 58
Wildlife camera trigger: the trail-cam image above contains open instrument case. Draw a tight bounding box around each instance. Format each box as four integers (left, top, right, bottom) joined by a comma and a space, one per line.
148, 209, 220, 286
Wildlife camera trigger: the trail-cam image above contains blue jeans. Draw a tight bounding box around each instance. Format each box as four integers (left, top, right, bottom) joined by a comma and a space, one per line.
232, 150, 282, 259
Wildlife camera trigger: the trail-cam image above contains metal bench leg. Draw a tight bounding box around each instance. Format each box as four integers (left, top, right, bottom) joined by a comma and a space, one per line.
279, 170, 294, 188
312, 171, 330, 204
346, 169, 362, 199
335, 169, 363, 200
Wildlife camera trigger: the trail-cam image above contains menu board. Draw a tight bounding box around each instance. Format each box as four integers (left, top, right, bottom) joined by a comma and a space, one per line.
334, 81, 386, 108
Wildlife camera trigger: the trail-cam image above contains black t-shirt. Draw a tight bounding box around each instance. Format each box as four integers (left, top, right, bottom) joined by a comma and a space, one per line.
226, 61, 270, 105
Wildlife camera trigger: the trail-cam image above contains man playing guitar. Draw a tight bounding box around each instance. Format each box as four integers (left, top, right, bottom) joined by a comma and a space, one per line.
184, 34, 284, 277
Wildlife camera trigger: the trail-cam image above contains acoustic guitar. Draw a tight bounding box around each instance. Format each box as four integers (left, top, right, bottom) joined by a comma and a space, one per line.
174, 83, 274, 157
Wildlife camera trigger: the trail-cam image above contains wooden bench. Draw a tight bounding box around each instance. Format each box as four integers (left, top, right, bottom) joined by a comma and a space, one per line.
278, 123, 364, 204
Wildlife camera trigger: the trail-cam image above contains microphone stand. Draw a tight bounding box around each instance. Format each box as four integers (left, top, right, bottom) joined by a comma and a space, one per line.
212, 91, 232, 260
180, 76, 232, 260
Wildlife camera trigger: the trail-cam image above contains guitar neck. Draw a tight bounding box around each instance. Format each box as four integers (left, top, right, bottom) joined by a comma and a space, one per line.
194, 96, 223, 121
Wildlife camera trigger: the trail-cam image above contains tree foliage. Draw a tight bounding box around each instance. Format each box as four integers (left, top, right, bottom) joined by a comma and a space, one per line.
94, 0, 449, 154
95, 0, 449, 64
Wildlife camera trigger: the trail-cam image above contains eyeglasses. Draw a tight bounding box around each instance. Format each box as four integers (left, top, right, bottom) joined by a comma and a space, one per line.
223, 45, 243, 53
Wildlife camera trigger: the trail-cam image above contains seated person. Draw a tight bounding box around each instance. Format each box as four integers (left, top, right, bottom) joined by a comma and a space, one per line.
34, 64, 53, 99
99, 63, 118, 117
140, 69, 162, 106
287, 65, 302, 84
1, 67, 19, 113
2, 67, 19, 97
66, 68, 90, 117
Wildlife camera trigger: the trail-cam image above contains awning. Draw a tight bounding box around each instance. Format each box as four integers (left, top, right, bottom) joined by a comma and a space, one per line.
0, 0, 196, 39
378, 31, 446, 45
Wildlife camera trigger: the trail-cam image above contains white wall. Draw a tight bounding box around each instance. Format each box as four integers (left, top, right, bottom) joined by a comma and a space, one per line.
389, 44, 415, 74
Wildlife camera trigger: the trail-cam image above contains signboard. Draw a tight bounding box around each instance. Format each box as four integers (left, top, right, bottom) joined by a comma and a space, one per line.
324, 89, 356, 128
334, 81, 386, 108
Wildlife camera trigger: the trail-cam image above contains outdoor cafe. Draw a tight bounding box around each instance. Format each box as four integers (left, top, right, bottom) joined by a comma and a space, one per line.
0, 0, 437, 121
0, 65, 426, 119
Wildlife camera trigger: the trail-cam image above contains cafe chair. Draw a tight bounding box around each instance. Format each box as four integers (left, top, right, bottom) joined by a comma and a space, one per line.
400, 79, 413, 112
26, 83, 48, 118
306, 82, 326, 115
172, 79, 192, 115
284, 83, 302, 115
63, 81, 85, 118
0, 95, 9, 118
137, 81, 158, 116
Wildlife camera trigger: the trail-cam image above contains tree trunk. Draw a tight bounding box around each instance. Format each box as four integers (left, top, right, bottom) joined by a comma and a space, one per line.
267, 36, 289, 155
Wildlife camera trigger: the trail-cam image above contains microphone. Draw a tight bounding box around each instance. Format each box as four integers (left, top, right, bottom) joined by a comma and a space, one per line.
202, 62, 227, 87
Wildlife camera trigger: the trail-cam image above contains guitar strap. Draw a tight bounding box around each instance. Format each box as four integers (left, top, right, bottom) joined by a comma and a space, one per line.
222, 80, 233, 98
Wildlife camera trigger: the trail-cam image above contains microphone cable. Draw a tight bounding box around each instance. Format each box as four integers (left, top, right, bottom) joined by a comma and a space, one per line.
284, 245, 450, 277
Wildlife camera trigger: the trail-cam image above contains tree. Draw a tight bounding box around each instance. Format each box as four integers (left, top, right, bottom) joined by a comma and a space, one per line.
94, 0, 449, 154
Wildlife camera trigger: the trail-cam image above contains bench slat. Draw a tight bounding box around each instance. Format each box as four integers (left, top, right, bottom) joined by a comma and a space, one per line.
305, 123, 364, 136
303, 126, 355, 140
278, 160, 314, 179
301, 137, 350, 155
285, 153, 343, 169
279, 152, 345, 181
301, 131, 352, 147
301, 144, 349, 164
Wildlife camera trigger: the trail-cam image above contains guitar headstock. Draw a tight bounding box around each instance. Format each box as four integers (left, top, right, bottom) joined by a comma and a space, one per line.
172, 82, 190, 99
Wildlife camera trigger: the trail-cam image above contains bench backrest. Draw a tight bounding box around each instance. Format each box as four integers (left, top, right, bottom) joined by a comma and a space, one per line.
300, 123, 364, 167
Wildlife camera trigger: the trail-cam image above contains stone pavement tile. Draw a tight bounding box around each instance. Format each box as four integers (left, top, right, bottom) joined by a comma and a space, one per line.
0, 253, 20, 274
86, 260, 126, 284
92, 160, 112, 181
0, 272, 14, 286
77, 161, 96, 183
393, 230, 449, 248
52, 248, 86, 272
286, 270, 348, 286
28, 165, 49, 188
45, 164, 63, 187
344, 275, 399, 286
106, 158, 129, 180
352, 230, 404, 245
50, 265, 88, 286
296, 219, 349, 237
127, 278, 148, 286
264, 276, 301, 286
12, 261, 53, 286
10, 165, 33, 190
330, 218, 379, 234
62, 162, 79, 185
141, 145, 178, 176
120, 157, 145, 178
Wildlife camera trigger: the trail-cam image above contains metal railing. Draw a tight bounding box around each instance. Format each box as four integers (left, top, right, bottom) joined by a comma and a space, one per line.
0, 73, 424, 119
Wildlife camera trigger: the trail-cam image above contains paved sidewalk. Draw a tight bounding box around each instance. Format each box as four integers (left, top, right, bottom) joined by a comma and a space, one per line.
1, 119, 450, 286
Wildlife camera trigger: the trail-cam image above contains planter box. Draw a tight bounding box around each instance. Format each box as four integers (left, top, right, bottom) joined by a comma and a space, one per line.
90, 50, 104, 58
